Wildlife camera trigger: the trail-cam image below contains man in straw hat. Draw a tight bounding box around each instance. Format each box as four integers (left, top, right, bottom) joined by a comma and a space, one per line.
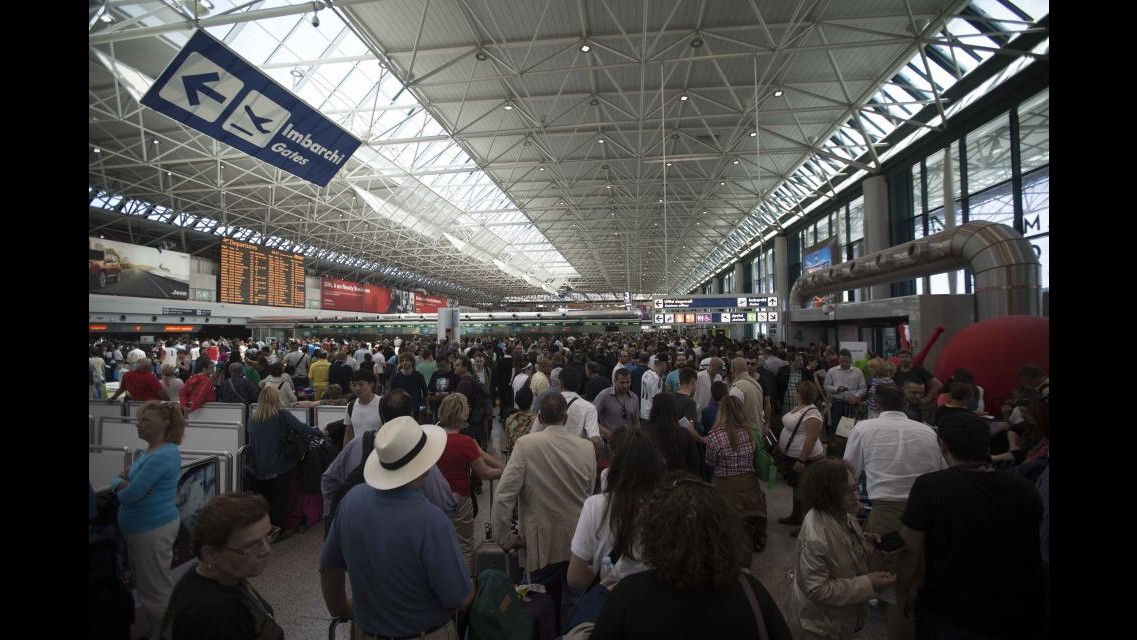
320, 417, 472, 639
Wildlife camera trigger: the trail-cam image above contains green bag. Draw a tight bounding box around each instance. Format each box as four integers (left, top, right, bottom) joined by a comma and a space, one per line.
469, 569, 533, 640
751, 429, 778, 488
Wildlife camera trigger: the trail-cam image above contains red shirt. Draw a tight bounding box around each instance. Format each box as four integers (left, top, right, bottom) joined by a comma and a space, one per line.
121, 370, 165, 401
437, 432, 481, 496
180, 373, 217, 412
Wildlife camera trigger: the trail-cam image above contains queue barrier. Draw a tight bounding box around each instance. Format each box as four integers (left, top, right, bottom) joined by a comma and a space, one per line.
250, 403, 311, 426
89, 444, 132, 493
315, 404, 347, 430
89, 399, 126, 425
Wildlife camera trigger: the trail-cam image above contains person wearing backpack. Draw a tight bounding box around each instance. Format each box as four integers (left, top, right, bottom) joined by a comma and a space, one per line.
320, 417, 473, 640
320, 389, 456, 527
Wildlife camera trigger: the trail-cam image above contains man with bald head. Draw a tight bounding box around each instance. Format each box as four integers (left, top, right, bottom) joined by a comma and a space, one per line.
694, 357, 724, 413
726, 355, 770, 551
728, 357, 766, 430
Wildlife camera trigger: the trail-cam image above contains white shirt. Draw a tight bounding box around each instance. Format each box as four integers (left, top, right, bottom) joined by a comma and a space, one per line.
694, 370, 722, 413
343, 355, 359, 372
562, 391, 600, 440
127, 348, 147, 364
843, 410, 946, 502
343, 395, 383, 433
640, 369, 663, 419
162, 347, 178, 368
353, 349, 370, 365
571, 494, 650, 581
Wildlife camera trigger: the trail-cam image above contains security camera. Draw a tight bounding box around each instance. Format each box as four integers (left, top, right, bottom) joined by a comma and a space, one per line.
488, 314, 494, 320
536, 313, 543, 319
560, 312, 567, 318
512, 313, 518, 319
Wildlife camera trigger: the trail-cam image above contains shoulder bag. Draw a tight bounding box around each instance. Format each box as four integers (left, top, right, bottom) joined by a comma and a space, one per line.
280, 414, 307, 464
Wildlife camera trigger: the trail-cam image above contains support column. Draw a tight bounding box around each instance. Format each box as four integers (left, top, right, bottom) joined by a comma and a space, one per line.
775, 236, 789, 343
943, 146, 959, 294
733, 260, 746, 339
862, 174, 890, 301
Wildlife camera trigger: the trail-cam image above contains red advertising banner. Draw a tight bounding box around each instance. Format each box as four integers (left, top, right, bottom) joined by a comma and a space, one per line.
414, 294, 448, 314
321, 278, 393, 313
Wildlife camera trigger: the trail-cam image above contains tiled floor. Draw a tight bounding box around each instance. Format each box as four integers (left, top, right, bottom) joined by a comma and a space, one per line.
251, 420, 889, 639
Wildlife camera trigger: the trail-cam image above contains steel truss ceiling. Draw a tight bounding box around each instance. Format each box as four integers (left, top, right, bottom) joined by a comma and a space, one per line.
89, 0, 1048, 301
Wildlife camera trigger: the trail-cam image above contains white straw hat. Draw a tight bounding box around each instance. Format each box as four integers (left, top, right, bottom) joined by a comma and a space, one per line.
363, 417, 447, 490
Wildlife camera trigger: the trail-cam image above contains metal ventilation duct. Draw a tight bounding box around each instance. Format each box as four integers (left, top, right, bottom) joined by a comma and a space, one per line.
790, 221, 1040, 319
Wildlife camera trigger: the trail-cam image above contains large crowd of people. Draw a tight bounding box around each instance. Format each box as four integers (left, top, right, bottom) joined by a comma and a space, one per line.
91, 330, 1049, 639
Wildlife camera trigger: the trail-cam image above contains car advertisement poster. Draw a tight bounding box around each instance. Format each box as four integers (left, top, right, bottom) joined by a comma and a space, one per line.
89, 237, 191, 300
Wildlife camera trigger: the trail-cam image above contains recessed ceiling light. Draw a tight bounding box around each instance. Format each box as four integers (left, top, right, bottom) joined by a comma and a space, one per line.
92, 147, 101, 154
773, 88, 784, 97
590, 97, 599, 106
580, 44, 591, 52
671, 134, 679, 140
658, 199, 664, 203
702, 210, 708, 214
750, 131, 758, 137
597, 138, 604, 143
720, 181, 726, 186
475, 51, 488, 61
503, 104, 513, 110
690, 37, 703, 48
666, 162, 672, 166
538, 167, 545, 171
733, 159, 739, 164
606, 184, 612, 189
679, 95, 688, 102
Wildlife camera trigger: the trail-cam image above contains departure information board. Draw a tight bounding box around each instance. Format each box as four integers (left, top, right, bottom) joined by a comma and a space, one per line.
219, 238, 305, 307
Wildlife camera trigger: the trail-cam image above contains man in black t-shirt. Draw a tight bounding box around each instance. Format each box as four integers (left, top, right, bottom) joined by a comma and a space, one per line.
898, 412, 1045, 640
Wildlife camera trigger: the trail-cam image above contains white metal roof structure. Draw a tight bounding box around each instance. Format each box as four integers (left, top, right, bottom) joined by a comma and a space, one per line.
89, 0, 1049, 303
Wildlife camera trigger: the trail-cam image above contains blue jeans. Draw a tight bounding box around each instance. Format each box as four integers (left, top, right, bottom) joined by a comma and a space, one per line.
566, 584, 609, 631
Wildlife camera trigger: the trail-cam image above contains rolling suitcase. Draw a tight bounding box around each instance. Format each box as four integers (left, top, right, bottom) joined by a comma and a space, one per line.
328, 616, 352, 640
473, 480, 523, 584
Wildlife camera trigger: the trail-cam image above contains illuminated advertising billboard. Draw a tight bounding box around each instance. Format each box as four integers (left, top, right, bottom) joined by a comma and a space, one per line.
320, 278, 393, 313
414, 294, 448, 314
89, 237, 191, 300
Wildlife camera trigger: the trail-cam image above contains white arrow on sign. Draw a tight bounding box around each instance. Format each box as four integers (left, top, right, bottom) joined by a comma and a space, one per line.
157, 52, 245, 123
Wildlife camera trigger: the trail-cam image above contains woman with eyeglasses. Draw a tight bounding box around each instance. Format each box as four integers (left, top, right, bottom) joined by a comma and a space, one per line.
788, 458, 895, 640
588, 472, 792, 640
246, 385, 325, 536
109, 400, 184, 640
161, 492, 284, 639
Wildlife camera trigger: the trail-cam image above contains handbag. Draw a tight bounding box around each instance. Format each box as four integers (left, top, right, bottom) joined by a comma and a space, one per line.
836, 414, 858, 439
775, 409, 815, 487
752, 435, 778, 489
280, 414, 307, 463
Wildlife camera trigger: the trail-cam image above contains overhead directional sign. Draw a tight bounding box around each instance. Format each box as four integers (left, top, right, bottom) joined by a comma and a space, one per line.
652, 295, 776, 310
141, 30, 361, 187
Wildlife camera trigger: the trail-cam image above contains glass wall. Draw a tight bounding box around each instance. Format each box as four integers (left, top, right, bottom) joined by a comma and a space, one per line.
908, 88, 1049, 293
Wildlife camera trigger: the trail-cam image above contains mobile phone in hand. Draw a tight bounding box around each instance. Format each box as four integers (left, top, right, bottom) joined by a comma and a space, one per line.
879, 530, 905, 552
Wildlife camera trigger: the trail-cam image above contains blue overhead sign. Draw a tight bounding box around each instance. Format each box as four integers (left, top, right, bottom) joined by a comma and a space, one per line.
141, 30, 361, 188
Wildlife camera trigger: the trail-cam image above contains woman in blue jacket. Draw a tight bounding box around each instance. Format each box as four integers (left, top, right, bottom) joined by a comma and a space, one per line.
246, 385, 324, 533
109, 400, 184, 639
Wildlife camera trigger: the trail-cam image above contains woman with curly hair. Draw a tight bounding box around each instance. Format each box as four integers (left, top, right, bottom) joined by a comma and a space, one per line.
588, 472, 792, 640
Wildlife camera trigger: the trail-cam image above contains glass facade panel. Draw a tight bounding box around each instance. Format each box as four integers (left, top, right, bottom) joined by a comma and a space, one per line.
1019, 90, 1050, 176
967, 112, 1013, 194
848, 197, 865, 244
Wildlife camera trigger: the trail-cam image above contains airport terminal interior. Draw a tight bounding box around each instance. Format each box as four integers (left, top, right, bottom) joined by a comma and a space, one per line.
90, 1, 1049, 638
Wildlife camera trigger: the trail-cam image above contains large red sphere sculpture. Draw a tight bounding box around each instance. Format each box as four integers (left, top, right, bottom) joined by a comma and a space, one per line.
934, 316, 1049, 414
